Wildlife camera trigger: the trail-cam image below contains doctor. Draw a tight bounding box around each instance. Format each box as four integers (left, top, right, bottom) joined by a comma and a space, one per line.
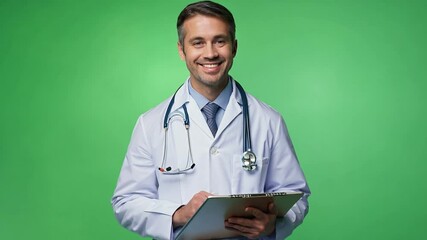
112, 1, 310, 239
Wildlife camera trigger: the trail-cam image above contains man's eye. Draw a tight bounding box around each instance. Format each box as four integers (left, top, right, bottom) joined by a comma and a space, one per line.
193, 41, 204, 47
216, 40, 226, 46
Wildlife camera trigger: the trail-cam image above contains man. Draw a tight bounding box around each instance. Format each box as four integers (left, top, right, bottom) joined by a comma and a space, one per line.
112, 1, 310, 239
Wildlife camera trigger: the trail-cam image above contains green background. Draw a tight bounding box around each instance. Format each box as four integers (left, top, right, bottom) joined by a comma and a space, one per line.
1, 0, 426, 239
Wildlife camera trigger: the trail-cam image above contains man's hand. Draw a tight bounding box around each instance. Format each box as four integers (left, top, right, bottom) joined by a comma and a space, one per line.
172, 191, 212, 228
224, 202, 278, 239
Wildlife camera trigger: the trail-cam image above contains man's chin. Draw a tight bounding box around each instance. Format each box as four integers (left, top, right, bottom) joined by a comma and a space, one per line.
200, 77, 228, 88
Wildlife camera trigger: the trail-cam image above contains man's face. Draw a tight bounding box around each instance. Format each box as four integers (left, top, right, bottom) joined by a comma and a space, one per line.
178, 15, 237, 95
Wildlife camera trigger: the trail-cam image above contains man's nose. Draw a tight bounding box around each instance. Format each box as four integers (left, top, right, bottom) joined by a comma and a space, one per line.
203, 43, 219, 59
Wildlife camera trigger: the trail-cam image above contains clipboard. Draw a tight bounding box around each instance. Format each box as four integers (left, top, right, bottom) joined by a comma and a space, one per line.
175, 191, 303, 240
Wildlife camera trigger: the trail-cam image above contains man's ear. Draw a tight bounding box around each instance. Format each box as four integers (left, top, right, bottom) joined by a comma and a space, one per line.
178, 42, 185, 60
232, 39, 238, 57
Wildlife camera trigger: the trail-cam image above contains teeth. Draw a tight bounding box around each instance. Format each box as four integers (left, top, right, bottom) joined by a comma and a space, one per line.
203, 64, 219, 68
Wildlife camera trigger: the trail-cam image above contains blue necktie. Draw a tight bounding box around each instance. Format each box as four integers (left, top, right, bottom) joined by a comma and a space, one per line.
202, 102, 220, 137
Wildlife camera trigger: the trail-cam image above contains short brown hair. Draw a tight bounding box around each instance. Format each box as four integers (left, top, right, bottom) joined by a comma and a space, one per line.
177, 1, 236, 45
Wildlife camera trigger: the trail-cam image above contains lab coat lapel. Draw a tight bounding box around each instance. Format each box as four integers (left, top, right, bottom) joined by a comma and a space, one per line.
216, 80, 243, 138
187, 98, 214, 138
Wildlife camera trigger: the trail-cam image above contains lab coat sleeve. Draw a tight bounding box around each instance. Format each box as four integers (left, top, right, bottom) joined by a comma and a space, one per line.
265, 115, 310, 240
111, 116, 182, 240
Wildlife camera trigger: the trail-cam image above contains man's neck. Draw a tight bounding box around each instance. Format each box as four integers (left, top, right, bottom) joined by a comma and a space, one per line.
189, 78, 229, 102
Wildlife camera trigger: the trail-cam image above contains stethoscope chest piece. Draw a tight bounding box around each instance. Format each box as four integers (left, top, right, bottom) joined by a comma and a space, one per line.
242, 150, 257, 171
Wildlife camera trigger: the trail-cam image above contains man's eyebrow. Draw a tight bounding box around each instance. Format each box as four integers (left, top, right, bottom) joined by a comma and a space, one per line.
214, 34, 228, 39
187, 35, 229, 42
188, 36, 204, 42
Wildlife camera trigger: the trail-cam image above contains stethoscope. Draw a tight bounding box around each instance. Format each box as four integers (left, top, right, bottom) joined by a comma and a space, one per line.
158, 80, 257, 174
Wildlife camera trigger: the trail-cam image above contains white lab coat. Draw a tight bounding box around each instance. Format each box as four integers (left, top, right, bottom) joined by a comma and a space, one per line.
112, 79, 310, 240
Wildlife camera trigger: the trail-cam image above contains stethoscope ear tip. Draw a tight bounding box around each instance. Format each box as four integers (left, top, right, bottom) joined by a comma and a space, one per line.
158, 167, 172, 172
190, 163, 195, 169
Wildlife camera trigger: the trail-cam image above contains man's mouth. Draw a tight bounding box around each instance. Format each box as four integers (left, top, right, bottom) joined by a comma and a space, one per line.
199, 62, 222, 68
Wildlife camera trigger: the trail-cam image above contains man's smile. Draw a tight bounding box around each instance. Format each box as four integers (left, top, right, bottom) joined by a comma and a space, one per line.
198, 62, 223, 72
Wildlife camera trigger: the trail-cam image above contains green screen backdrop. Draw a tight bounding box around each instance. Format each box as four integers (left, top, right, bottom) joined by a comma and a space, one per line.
1, 0, 426, 239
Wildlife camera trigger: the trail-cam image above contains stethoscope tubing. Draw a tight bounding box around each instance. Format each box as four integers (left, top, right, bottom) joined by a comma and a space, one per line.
234, 81, 252, 152
160, 79, 257, 173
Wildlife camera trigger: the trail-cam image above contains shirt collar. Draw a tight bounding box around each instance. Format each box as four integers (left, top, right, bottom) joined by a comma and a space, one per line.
188, 77, 233, 110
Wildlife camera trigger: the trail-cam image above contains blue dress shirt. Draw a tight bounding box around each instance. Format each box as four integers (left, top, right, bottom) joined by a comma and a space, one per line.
188, 78, 233, 127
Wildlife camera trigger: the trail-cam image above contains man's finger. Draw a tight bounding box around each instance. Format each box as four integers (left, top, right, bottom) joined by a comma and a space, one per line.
268, 202, 278, 215
245, 207, 266, 219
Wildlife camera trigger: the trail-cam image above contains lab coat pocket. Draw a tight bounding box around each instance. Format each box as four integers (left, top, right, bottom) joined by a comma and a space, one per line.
231, 155, 269, 194
156, 170, 182, 202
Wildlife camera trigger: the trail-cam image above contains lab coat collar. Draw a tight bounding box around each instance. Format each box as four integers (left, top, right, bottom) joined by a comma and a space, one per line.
168, 79, 212, 138
170, 77, 243, 113
170, 77, 244, 139
229, 76, 244, 106
169, 79, 191, 113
